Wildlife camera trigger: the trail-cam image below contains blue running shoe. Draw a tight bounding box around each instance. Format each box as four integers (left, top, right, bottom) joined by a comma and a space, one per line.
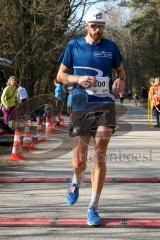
66, 183, 79, 205
87, 207, 101, 226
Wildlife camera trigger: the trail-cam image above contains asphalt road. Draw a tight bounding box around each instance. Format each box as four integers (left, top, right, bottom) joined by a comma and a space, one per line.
0, 100, 160, 239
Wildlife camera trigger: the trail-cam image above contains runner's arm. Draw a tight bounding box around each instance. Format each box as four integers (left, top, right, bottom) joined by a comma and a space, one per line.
57, 63, 97, 88
112, 64, 126, 96
57, 64, 78, 84
113, 63, 126, 81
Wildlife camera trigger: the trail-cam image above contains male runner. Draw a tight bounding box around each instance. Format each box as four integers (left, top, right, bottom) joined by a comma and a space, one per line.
57, 8, 125, 225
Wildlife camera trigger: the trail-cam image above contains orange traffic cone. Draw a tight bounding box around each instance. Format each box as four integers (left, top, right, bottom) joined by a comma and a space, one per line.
49, 114, 55, 128
54, 114, 59, 126
22, 121, 35, 150
45, 116, 55, 136
35, 118, 45, 143
9, 128, 25, 161
58, 113, 65, 128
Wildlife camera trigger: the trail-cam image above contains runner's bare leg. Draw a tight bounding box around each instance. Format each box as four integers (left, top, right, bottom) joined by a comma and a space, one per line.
92, 126, 112, 194
72, 135, 91, 182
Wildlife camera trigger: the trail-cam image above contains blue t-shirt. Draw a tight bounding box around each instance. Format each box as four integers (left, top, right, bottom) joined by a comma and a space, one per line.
54, 84, 65, 101
59, 37, 122, 103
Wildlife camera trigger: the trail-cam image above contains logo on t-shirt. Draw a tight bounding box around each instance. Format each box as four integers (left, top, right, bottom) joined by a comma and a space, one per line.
94, 51, 112, 58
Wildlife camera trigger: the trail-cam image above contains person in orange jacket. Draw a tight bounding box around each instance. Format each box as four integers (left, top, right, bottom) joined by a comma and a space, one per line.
148, 77, 160, 127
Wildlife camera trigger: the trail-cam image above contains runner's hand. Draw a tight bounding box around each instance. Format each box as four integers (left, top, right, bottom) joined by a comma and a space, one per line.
112, 78, 124, 96
78, 76, 98, 88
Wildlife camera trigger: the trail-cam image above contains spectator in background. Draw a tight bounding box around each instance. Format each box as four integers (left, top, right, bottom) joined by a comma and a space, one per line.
41, 103, 50, 123
66, 86, 73, 116
54, 79, 65, 102
127, 89, 132, 102
133, 87, 139, 106
54, 78, 65, 112
148, 77, 160, 127
1, 76, 18, 125
54, 79, 65, 125
18, 84, 28, 103
141, 86, 148, 103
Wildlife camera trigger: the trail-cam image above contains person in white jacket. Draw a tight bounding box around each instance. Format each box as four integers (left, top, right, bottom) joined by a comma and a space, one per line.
18, 85, 28, 103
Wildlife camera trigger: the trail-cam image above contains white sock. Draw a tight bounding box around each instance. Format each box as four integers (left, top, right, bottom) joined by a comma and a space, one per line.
72, 172, 83, 185
89, 192, 100, 210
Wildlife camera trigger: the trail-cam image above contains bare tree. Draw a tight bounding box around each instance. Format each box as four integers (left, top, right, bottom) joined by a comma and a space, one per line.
0, 0, 107, 96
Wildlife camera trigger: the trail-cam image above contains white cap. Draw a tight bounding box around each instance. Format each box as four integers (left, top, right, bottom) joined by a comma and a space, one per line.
85, 9, 106, 23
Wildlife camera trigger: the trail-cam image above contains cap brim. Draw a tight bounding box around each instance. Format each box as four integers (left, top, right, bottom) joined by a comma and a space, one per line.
86, 20, 106, 24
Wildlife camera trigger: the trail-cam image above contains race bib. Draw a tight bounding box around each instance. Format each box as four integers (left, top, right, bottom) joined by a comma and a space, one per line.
87, 76, 110, 96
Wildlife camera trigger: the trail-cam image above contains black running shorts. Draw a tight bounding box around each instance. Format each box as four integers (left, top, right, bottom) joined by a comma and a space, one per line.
69, 102, 116, 137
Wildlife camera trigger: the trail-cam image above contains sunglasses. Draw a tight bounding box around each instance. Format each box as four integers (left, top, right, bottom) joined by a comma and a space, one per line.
89, 23, 105, 30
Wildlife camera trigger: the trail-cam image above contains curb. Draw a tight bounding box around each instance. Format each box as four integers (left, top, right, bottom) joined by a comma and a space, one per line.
0, 217, 160, 227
